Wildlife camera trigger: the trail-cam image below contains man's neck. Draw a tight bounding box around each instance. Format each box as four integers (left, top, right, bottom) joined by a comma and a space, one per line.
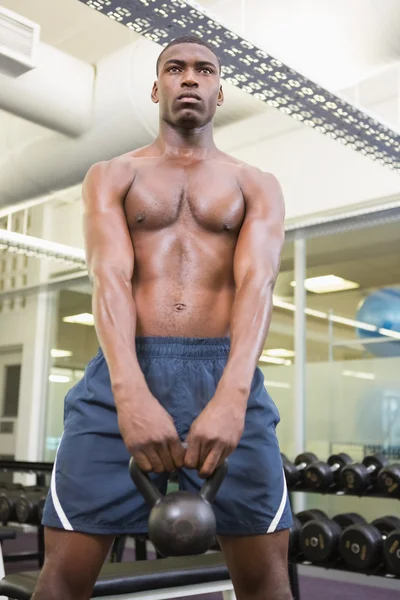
155, 119, 218, 159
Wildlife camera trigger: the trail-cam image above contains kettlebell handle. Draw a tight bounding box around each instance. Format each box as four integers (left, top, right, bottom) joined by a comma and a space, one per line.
129, 457, 228, 507
129, 458, 163, 508
200, 460, 228, 503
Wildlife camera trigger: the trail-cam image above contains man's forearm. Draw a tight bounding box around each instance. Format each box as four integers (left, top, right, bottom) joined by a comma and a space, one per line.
92, 271, 147, 401
219, 275, 274, 399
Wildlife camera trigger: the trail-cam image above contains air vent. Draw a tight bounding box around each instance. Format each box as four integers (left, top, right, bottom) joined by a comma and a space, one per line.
0, 6, 40, 77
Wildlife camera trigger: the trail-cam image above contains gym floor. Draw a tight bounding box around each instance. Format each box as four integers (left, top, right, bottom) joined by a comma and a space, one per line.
3, 533, 399, 600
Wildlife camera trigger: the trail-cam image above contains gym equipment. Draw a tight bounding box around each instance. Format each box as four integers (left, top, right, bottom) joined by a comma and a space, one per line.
129, 458, 228, 557
0, 552, 233, 600
15, 488, 48, 525
383, 529, 400, 576
304, 453, 352, 492
0, 484, 25, 524
282, 453, 318, 488
356, 288, 400, 357
0, 527, 16, 581
295, 509, 328, 525
340, 515, 400, 571
377, 464, 400, 498
340, 453, 388, 494
289, 516, 301, 558
300, 513, 365, 564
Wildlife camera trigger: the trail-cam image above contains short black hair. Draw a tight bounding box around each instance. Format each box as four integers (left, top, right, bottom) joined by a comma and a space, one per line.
156, 35, 221, 75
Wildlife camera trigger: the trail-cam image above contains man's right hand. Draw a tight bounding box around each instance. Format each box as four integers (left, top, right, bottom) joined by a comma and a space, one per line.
116, 389, 185, 474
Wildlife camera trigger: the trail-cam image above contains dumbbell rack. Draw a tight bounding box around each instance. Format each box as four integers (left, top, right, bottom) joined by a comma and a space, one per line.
0, 460, 52, 569
287, 481, 400, 599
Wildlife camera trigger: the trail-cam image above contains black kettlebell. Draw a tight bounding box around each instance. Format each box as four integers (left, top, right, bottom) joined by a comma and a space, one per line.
129, 457, 228, 557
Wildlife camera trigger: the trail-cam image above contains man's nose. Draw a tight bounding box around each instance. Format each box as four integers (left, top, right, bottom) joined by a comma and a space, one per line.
181, 71, 199, 87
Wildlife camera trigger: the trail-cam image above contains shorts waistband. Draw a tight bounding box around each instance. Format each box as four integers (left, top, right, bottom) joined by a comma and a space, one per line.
134, 336, 230, 359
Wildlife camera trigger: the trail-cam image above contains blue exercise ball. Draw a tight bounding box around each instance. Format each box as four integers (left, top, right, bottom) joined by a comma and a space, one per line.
356, 288, 400, 357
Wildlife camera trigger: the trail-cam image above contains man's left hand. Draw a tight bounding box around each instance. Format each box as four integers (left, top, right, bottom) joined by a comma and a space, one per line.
184, 391, 247, 478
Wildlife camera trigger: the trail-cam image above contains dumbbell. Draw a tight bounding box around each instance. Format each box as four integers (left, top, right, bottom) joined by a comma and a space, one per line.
340, 453, 388, 494
282, 453, 318, 488
377, 464, 400, 499
383, 528, 400, 576
288, 510, 327, 560
15, 488, 48, 525
304, 453, 353, 492
300, 513, 365, 564
0, 484, 25, 524
289, 516, 302, 558
340, 516, 400, 571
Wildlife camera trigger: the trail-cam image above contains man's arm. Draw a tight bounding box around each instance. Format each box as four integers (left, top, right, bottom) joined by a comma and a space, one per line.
184, 167, 285, 476
82, 158, 147, 398
83, 159, 185, 473
219, 167, 285, 401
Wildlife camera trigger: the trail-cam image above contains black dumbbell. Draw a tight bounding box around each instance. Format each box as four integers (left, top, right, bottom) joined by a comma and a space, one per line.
304, 453, 353, 492
283, 453, 318, 488
289, 516, 302, 558
340, 453, 388, 494
340, 515, 400, 571
300, 513, 366, 564
0, 484, 25, 524
290, 510, 328, 559
383, 529, 400, 576
15, 488, 48, 525
377, 464, 400, 499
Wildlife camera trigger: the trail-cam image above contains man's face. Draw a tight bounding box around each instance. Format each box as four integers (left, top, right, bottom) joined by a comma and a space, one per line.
152, 43, 224, 128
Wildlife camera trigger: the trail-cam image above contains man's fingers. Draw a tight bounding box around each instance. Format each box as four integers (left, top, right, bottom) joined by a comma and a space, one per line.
184, 436, 201, 470
133, 450, 153, 472
169, 438, 186, 470
142, 448, 165, 473
199, 447, 223, 479
156, 442, 175, 473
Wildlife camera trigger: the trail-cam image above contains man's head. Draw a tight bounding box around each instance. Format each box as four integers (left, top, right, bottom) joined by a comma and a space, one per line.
152, 35, 224, 129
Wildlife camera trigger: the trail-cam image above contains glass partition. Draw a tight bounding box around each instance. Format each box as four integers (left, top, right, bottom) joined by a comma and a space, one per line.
304, 220, 400, 519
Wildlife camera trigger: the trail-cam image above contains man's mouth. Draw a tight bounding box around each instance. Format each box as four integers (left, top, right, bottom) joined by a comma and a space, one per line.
177, 92, 201, 102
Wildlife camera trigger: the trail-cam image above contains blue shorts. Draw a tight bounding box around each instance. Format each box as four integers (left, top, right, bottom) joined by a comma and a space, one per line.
43, 337, 292, 536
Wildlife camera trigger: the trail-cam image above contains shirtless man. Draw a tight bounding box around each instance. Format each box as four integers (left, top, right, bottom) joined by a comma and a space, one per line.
35, 35, 293, 600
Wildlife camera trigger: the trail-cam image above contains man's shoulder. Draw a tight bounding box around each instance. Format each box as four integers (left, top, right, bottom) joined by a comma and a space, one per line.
217, 152, 281, 192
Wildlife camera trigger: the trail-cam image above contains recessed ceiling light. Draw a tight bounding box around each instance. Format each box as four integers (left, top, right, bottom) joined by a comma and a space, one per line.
259, 355, 292, 366
49, 374, 71, 383
51, 349, 72, 358
291, 275, 360, 294
342, 370, 375, 380
63, 313, 94, 326
265, 348, 295, 358
264, 381, 291, 389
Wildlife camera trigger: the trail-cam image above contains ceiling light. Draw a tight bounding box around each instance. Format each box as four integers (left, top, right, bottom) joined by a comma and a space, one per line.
342, 370, 375, 380
259, 355, 292, 366
379, 328, 400, 340
78, 0, 399, 171
264, 381, 291, 389
63, 313, 94, 326
51, 349, 72, 358
49, 374, 71, 383
291, 275, 360, 294
265, 348, 295, 358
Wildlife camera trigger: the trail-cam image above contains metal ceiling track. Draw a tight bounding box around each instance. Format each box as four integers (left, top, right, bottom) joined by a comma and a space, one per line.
78, 0, 400, 171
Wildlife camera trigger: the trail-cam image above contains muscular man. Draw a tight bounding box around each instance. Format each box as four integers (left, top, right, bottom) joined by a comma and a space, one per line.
35, 35, 292, 600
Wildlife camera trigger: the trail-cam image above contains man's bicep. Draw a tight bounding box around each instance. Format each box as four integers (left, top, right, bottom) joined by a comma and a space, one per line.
82, 162, 134, 280
234, 170, 285, 286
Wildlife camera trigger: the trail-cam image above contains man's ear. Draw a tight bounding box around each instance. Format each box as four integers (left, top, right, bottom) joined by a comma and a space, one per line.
217, 85, 224, 107
151, 81, 159, 104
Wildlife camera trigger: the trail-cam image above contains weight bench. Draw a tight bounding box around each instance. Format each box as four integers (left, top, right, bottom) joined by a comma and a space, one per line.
0, 552, 234, 600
